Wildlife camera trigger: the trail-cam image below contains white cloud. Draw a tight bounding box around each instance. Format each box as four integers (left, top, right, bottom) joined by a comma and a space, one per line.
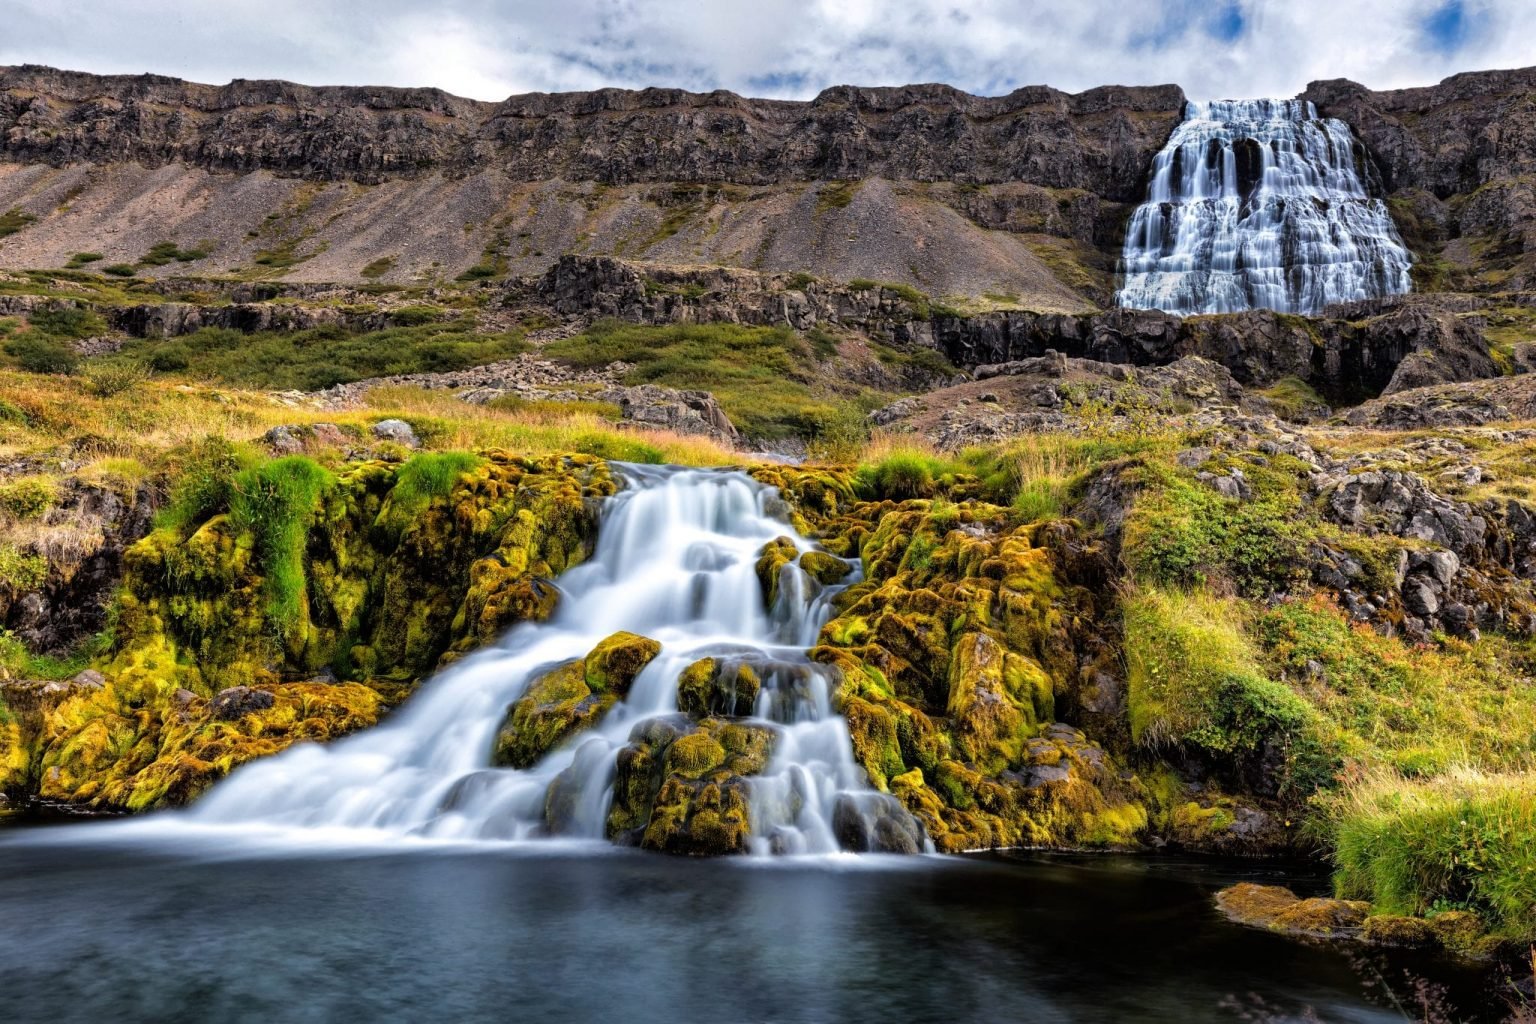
0, 0, 1530, 101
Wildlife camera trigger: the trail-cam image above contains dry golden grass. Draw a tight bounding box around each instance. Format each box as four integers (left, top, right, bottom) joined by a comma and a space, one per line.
0, 373, 742, 469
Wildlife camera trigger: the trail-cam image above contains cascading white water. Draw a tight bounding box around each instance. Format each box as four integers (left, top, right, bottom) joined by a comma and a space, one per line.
1117, 98, 1413, 316
183, 464, 921, 855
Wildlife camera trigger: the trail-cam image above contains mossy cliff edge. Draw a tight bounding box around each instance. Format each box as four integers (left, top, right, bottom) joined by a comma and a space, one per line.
17, 451, 612, 811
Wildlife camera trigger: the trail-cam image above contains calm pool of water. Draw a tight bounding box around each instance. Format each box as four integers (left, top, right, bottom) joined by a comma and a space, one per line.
0, 828, 1504, 1023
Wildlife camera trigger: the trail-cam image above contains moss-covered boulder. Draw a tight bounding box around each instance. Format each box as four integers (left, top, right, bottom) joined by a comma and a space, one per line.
799, 550, 851, 585
493, 631, 662, 769
755, 536, 800, 608
796, 493, 1147, 852
606, 714, 776, 854
39, 452, 614, 811
38, 678, 380, 810
676, 657, 761, 717
1216, 883, 1370, 937
585, 631, 661, 693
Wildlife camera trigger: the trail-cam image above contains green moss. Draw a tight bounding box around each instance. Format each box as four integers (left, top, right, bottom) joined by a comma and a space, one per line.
0, 475, 58, 519
228, 456, 336, 631
0, 544, 47, 588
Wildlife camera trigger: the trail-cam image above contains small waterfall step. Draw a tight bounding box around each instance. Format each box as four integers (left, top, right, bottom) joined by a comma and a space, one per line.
1118, 98, 1413, 316
172, 464, 926, 856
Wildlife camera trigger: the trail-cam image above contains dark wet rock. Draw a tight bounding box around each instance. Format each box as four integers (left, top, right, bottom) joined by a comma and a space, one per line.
208, 686, 276, 721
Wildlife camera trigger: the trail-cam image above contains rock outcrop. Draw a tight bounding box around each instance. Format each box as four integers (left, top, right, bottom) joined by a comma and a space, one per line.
1303, 69, 1536, 291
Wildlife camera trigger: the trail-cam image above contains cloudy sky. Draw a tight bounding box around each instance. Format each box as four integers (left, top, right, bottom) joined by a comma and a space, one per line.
0, 0, 1525, 101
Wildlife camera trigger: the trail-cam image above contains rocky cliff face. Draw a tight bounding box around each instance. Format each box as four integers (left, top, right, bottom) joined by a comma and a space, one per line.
1303, 69, 1536, 293
0, 66, 1183, 194
0, 65, 1184, 303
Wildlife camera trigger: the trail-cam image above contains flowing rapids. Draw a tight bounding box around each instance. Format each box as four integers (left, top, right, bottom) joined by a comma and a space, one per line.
177, 464, 921, 855
1117, 98, 1413, 315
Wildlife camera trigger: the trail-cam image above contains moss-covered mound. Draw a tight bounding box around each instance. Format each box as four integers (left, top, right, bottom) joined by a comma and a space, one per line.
36, 451, 614, 810
755, 464, 1148, 853
605, 714, 776, 855
493, 631, 661, 768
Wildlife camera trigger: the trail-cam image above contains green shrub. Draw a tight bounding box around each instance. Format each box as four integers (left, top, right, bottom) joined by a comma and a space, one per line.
1330, 769, 1536, 940
65, 252, 104, 268
5, 335, 79, 375
80, 360, 150, 397
28, 306, 105, 339
140, 240, 212, 266
229, 456, 336, 631
0, 476, 60, 520
101, 264, 139, 278
1123, 585, 1329, 793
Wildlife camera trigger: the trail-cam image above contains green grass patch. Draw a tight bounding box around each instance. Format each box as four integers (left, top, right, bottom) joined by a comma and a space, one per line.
545, 320, 857, 440
815, 181, 861, 213
361, 256, 395, 280
156, 435, 262, 535
140, 240, 213, 266
1123, 585, 1331, 794
114, 320, 528, 392
64, 252, 104, 269
1122, 459, 1310, 598
229, 456, 336, 631
1329, 769, 1536, 940
1259, 376, 1327, 419
385, 452, 482, 525
1255, 596, 1536, 776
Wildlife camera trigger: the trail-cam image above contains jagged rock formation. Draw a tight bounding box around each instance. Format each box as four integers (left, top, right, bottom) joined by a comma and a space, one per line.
1304, 69, 1536, 292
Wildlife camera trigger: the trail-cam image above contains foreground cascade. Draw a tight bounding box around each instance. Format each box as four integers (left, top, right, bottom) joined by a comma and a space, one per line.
184, 465, 925, 855
1117, 99, 1413, 315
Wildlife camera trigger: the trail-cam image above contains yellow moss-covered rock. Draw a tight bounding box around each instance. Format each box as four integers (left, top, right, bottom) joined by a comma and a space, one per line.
804, 493, 1138, 853
494, 659, 611, 769
606, 715, 777, 854
755, 536, 800, 609
585, 631, 662, 694
37, 453, 615, 811
1216, 883, 1370, 937
799, 550, 851, 585
37, 678, 380, 810
676, 657, 760, 718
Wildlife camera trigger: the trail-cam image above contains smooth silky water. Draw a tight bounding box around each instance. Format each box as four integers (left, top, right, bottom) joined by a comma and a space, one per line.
1119, 99, 1414, 315
0, 467, 1504, 1021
